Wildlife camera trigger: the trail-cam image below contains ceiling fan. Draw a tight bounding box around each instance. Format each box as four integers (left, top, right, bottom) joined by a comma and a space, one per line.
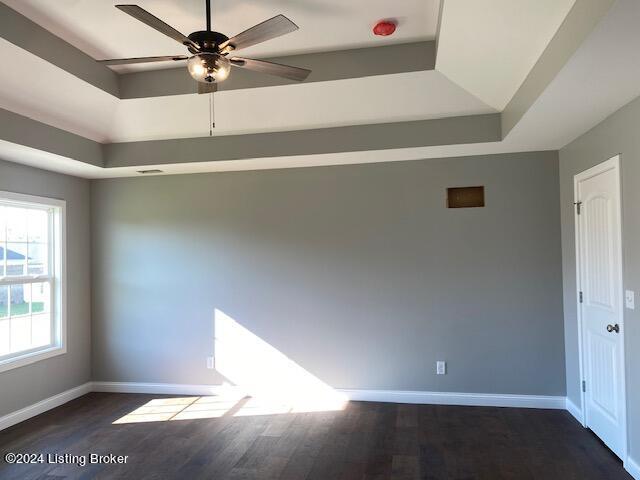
98, 0, 312, 93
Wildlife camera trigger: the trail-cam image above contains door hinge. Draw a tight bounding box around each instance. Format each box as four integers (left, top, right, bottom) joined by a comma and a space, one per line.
574, 201, 582, 215
579, 291, 583, 303
582, 380, 586, 392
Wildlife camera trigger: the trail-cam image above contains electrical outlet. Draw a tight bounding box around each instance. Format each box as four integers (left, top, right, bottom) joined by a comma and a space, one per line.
206, 356, 215, 369
436, 361, 446, 375
626, 290, 635, 310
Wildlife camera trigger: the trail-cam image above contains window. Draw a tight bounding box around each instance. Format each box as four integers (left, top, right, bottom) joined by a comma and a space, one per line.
0, 191, 65, 372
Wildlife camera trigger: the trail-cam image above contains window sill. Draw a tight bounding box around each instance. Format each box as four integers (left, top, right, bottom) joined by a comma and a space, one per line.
0, 346, 66, 374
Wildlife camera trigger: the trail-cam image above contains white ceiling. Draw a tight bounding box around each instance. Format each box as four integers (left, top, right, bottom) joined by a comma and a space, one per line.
3, 0, 441, 72
109, 71, 495, 142
436, 0, 576, 110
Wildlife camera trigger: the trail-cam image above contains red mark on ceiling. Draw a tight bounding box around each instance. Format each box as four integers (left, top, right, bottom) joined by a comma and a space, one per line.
373, 20, 397, 36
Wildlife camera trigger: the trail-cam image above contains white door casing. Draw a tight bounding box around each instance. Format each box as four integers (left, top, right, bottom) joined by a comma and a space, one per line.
575, 155, 626, 460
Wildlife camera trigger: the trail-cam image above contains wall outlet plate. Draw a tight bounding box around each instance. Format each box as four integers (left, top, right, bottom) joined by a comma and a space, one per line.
436, 361, 446, 375
625, 290, 635, 310
206, 356, 215, 369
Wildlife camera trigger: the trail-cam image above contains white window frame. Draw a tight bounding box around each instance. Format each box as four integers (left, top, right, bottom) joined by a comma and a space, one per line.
0, 191, 66, 373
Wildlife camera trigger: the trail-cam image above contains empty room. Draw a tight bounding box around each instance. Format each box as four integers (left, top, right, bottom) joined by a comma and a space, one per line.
0, 0, 639, 479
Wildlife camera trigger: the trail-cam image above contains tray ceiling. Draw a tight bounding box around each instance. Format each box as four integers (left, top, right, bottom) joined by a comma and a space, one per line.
1, 0, 634, 180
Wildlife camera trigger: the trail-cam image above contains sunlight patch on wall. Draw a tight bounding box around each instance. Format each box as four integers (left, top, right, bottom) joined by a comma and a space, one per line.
214, 309, 347, 413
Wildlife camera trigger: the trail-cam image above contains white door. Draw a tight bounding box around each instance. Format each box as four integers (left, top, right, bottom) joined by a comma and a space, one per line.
575, 156, 626, 459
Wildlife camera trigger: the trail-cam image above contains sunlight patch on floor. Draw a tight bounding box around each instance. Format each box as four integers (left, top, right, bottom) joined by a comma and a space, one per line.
113, 395, 242, 424
112, 393, 346, 424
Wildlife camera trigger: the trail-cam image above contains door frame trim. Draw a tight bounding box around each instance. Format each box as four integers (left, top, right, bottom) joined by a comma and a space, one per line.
573, 154, 627, 460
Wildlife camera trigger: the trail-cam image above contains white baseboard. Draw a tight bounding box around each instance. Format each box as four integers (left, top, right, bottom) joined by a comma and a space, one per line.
0, 381, 574, 433
565, 397, 584, 424
338, 389, 566, 409
92, 383, 565, 410
91, 381, 244, 397
626, 456, 640, 480
0, 382, 92, 431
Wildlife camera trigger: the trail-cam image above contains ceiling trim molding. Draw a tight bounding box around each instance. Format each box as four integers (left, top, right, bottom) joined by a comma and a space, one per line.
0, 106, 499, 171
501, 0, 615, 137
104, 114, 500, 168
0, 107, 499, 172
118, 41, 436, 99
0, 3, 119, 98
0, 108, 103, 167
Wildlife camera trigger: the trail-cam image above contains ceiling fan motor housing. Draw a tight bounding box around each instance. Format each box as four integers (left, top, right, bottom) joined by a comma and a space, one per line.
187, 31, 230, 53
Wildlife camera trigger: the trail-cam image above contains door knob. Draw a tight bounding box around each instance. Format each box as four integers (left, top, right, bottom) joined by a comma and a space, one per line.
606, 324, 620, 333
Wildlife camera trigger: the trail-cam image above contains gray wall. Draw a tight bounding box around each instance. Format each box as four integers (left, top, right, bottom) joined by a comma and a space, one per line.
560, 94, 640, 463
91, 151, 565, 396
0, 159, 91, 418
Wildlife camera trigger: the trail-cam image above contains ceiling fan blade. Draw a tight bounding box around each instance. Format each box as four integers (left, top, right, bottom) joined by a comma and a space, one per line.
220, 15, 298, 52
115, 5, 199, 51
230, 57, 311, 82
198, 82, 218, 94
98, 55, 188, 65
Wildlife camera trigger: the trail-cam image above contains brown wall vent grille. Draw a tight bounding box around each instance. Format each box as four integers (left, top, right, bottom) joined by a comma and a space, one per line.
447, 186, 485, 208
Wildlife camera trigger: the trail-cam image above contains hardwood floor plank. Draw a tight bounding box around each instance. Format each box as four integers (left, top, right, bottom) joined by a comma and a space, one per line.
0, 393, 633, 480
278, 411, 336, 480
362, 403, 396, 480
391, 455, 419, 480
396, 404, 419, 428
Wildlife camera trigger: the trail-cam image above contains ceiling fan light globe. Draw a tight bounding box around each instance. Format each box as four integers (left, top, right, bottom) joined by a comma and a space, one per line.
187, 53, 231, 84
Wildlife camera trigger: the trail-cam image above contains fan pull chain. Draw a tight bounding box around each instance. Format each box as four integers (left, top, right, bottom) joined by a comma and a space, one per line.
209, 91, 215, 136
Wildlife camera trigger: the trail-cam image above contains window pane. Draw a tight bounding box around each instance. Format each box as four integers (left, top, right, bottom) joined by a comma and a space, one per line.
0, 285, 7, 318
1, 282, 52, 355
10, 315, 31, 353
27, 243, 48, 275
31, 310, 51, 349
0, 206, 5, 241
31, 282, 50, 314
9, 283, 30, 317
9, 283, 30, 353
6, 207, 28, 242
27, 209, 48, 243
0, 317, 8, 356
6, 243, 27, 277
0, 245, 4, 276
28, 282, 52, 350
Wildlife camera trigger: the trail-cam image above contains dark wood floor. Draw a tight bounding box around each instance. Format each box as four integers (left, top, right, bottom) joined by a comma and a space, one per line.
0, 392, 631, 480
